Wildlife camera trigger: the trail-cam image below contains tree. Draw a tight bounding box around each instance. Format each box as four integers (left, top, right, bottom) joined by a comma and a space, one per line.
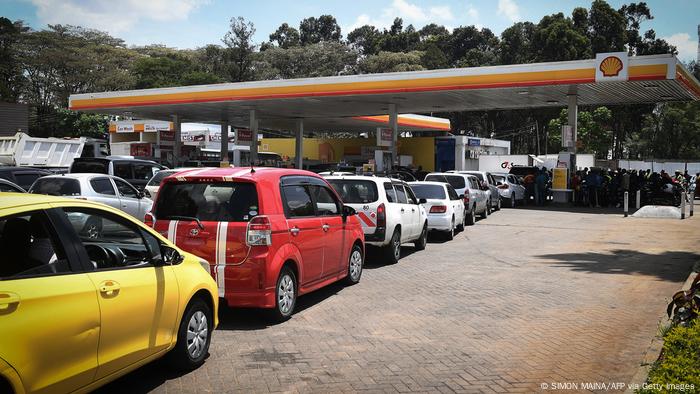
299, 15, 341, 45
376, 18, 420, 53
347, 25, 382, 56
546, 107, 613, 158
357, 51, 424, 74
254, 41, 357, 80
418, 24, 449, 41
588, 0, 626, 54
0, 18, 28, 102
532, 13, 591, 61
223, 17, 256, 82
447, 26, 499, 66
498, 22, 535, 65
269, 23, 300, 49
421, 44, 448, 70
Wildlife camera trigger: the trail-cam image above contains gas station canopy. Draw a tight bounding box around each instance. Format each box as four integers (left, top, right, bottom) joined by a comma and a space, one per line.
70, 53, 700, 125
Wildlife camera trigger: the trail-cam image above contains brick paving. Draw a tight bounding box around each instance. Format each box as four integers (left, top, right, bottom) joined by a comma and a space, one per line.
97, 205, 700, 393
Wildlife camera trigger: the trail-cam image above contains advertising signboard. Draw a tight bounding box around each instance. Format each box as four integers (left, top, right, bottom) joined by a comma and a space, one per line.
377, 128, 392, 147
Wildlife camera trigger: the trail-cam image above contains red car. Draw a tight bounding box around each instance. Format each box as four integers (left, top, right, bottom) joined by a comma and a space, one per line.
146, 167, 365, 321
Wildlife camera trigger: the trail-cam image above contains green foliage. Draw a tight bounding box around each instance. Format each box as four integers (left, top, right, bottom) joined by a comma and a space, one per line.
358, 51, 425, 74
254, 41, 357, 80
299, 15, 341, 45
269, 23, 300, 49
546, 107, 613, 158
0, 17, 28, 102
638, 320, 700, 393
532, 13, 591, 61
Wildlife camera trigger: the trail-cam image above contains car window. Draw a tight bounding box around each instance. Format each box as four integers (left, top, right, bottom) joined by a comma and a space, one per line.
133, 163, 157, 181
468, 172, 484, 181
493, 175, 506, 184
282, 185, 315, 217
71, 160, 109, 174
405, 185, 418, 204
327, 180, 378, 203
411, 184, 446, 200
0, 210, 71, 280
114, 162, 132, 179
447, 185, 460, 200
384, 182, 397, 203
90, 178, 116, 196
310, 186, 340, 216
444, 175, 466, 190
156, 181, 259, 222
14, 173, 43, 189
0, 182, 22, 193
147, 170, 174, 187
62, 208, 155, 270
394, 184, 408, 204
113, 179, 139, 198
30, 178, 81, 196
469, 178, 479, 189
424, 174, 447, 183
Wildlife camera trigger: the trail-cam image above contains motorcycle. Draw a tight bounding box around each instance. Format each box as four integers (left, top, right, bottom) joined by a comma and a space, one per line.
641, 181, 683, 207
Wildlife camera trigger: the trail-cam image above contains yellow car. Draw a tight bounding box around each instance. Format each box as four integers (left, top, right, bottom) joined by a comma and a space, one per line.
0, 193, 218, 394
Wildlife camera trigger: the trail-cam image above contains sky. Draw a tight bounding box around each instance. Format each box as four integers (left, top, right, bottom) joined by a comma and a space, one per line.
2, 0, 699, 62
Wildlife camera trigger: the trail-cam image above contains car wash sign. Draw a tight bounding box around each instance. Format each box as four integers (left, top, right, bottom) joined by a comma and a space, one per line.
595, 52, 628, 82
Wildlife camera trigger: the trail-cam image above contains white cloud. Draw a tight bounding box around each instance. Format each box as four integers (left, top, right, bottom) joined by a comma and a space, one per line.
497, 0, 520, 22
467, 6, 479, 20
346, 0, 455, 32
662, 32, 698, 62
29, 0, 208, 34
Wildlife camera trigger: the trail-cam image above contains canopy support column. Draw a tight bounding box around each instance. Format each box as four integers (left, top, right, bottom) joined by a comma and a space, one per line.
249, 109, 258, 166
567, 93, 578, 154
220, 120, 229, 166
295, 119, 304, 169
389, 103, 398, 173
171, 114, 181, 168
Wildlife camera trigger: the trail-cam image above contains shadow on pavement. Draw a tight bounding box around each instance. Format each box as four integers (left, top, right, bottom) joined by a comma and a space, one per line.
538, 249, 698, 282
94, 358, 186, 394
363, 244, 418, 269
517, 203, 626, 215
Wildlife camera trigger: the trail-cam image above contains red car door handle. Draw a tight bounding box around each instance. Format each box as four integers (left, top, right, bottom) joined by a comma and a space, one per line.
322, 224, 330, 232
290, 227, 300, 236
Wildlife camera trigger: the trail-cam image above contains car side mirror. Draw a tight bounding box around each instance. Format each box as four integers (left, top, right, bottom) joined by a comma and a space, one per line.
160, 244, 184, 265
418, 198, 427, 204
342, 205, 356, 221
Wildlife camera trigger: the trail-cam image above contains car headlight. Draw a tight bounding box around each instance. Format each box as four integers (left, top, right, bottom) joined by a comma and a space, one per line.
198, 258, 211, 274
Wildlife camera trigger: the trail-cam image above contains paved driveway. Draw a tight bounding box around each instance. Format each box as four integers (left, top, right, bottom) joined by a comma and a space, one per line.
98, 205, 699, 393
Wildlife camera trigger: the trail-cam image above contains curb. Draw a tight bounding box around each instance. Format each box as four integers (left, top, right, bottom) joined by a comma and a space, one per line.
624, 268, 699, 393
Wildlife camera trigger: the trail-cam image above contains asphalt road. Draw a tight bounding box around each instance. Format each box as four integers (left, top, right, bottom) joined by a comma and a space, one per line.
97, 203, 700, 393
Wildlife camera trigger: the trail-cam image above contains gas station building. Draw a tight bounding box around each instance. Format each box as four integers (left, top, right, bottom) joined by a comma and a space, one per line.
70, 52, 700, 194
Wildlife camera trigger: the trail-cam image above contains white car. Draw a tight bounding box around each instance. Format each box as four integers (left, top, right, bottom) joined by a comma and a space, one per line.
492, 172, 526, 207
424, 172, 489, 222
409, 181, 465, 240
325, 175, 428, 264
144, 167, 199, 199
451, 170, 502, 212
29, 173, 153, 221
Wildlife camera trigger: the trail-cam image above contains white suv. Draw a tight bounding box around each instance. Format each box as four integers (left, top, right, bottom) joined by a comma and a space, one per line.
325, 175, 428, 264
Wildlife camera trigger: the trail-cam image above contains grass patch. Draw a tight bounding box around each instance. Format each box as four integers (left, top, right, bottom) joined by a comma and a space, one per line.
637, 320, 700, 393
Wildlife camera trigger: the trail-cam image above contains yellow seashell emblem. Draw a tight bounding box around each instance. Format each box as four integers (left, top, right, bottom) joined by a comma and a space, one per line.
599, 56, 623, 77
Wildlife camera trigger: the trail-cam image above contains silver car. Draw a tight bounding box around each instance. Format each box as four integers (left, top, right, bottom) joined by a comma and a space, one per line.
29, 173, 153, 221
451, 171, 502, 212
492, 173, 526, 207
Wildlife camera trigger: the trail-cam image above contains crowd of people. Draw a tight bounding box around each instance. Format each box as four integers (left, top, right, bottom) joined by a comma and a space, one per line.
570, 168, 697, 208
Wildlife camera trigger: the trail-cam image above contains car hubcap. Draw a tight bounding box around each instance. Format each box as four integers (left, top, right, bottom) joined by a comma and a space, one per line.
349, 250, 362, 280
186, 311, 208, 359
278, 275, 295, 315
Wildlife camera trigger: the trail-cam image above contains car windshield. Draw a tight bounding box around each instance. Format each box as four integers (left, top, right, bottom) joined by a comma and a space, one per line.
147, 170, 175, 187
410, 184, 446, 200
327, 180, 378, 203
425, 174, 465, 190
493, 175, 506, 183
30, 178, 81, 196
467, 172, 484, 181
71, 160, 109, 174
155, 181, 258, 222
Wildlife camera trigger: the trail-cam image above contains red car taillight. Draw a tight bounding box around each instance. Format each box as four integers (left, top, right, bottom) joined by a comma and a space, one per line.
429, 205, 447, 213
376, 203, 386, 228
247, 215, 272, 246
144, 212, 155, 227
463, 195, 470, 204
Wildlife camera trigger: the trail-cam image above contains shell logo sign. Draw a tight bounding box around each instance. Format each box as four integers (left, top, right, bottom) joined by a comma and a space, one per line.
599, 56, 623, 77
595, 52, 628, 82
